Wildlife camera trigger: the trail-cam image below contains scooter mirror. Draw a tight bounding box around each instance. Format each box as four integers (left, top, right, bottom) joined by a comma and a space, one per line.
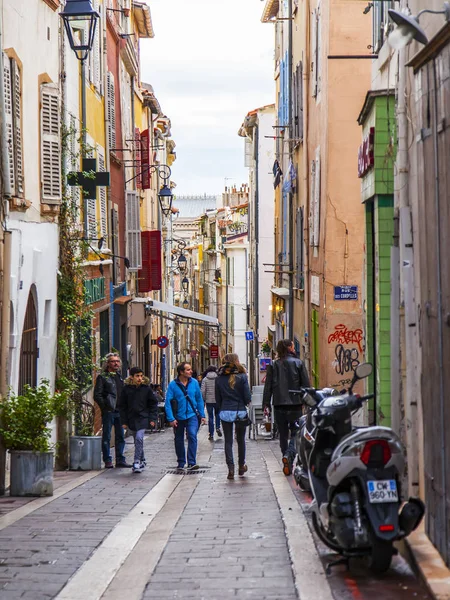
354, 362, 373, 380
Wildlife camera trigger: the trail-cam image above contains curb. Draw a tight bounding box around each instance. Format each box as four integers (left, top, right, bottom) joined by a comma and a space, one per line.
406, 522, 450, 600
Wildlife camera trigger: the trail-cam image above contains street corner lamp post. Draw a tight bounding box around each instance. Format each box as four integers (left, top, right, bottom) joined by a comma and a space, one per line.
182, 298, 189, 310
181, 277, 189, 293
60, 0, 100, 62
388, 3, 450, 49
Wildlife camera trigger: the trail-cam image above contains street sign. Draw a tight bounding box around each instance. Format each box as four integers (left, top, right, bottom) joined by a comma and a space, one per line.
209, 345, 219, 359
245, 331, 254, 341
156, 336, 169, 349
334, 285, 358, 301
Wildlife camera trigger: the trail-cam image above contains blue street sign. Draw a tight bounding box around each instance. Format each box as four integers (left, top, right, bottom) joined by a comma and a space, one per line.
334, 285, 358, 301
245, 331, 254, 341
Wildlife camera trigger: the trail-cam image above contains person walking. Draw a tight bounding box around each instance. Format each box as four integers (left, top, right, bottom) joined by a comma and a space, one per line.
119, 367, 159, 473
94, 352, 131, 469
263, 339, 310, 476
201, 366, 222, 441
215, 353, 251, 480
165, 362, 206, 470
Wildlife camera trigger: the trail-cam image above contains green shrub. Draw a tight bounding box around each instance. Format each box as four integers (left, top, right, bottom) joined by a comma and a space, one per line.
0, 381, 69, 452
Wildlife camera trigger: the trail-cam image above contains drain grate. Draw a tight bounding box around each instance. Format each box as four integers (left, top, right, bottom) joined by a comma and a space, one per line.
166, 469, 208, 475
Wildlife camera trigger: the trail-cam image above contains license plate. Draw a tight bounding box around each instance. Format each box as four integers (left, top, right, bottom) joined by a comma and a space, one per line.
367, 479, 398, 503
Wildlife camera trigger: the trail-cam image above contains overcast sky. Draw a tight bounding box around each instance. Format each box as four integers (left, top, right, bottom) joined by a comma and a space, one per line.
140, 0, 274, 196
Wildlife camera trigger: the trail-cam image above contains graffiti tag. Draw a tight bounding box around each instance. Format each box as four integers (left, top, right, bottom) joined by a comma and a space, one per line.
328, 324, 364, 353
333, 344, 360, 375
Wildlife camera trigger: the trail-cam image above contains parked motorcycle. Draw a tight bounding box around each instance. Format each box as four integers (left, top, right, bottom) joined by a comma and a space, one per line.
291, 363, 424, 573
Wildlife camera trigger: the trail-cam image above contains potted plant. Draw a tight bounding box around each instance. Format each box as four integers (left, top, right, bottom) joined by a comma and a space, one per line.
68, 387, 101, 471
0, 381, 68, 496
261, 340, 271, 356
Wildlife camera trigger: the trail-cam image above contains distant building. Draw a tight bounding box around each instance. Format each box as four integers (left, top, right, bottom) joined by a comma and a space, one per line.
173, 194, 218, 242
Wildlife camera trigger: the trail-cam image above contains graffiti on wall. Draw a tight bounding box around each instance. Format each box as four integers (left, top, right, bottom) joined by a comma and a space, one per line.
328, 324, 364, 376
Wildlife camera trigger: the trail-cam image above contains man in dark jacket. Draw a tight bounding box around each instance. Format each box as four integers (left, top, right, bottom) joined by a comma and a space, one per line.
94, 353, 131, 469
263, 339, 310, 476
120, 367, 158, 473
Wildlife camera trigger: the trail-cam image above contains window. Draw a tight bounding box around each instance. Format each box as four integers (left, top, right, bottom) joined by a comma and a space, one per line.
309, 147, 321, 247
293, 61, 304, 142
3, 53, 24, 197
106, 72, 116, 150
88, 0, 102, 93
311, 3, 321, 98
96, 145, 108, 239
126, 190, 142, 270
372, 2, 395, 52
40, 83, 61, 203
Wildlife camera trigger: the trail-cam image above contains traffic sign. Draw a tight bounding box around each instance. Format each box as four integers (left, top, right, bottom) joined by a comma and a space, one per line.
245, 331, 254, 341
156, 336, 169, 349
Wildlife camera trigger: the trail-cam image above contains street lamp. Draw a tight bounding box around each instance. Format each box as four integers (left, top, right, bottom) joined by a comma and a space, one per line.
158, 184, 174, 217
177, 253, 187, 272
60, 0, 100, 62
181, 277, 189, 293
388, 3, 450, 49
182, 298, 189, 310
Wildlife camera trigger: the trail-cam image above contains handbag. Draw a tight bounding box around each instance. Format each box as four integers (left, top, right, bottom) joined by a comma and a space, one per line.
235, 403, 252, 427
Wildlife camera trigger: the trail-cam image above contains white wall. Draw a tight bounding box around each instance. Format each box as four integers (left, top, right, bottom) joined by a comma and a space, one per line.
226, 245, 248, 364
3, 0, 60, 393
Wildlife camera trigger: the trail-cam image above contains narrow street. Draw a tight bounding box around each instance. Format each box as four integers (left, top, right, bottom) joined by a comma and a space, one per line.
0, 430, 431, 600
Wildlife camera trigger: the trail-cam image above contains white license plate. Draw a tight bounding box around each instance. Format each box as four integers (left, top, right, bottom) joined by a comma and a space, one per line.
367, 479, 398, 503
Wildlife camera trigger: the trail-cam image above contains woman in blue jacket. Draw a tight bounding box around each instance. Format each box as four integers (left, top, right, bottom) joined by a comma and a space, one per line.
165, 362, 206, 470
215, 353, 251, 480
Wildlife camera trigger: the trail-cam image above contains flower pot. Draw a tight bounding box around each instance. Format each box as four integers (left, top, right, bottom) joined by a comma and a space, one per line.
10, 451, 54, 497
69, 436, 102, 471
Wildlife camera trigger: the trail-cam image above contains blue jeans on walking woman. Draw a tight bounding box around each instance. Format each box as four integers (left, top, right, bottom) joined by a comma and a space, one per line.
206, 403, 220, 437
174, 415, 199, 467
101, 411, 126, 464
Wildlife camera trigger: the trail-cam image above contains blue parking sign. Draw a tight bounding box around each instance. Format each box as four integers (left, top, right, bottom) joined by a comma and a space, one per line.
245, 331, 254, 341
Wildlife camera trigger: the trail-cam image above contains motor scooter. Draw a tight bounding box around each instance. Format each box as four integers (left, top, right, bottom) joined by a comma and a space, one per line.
292, 363, 424, 573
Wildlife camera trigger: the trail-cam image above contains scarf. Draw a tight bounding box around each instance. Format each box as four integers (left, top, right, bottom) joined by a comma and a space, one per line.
218, 362, 241, 377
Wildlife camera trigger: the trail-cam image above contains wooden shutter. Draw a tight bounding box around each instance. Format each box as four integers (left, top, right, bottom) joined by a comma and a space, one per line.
12, 60, 24, 196
139, 230, 162, 292
106, 72, 116, 150
3, 54, 15, 195
126, 190, 141, 270
296, 62, 303, 141
311, 10, 318, 98
97, 145, 108, 238
296, 207, 304, 288
135, 127, 142, 189
41, 84, 61, 203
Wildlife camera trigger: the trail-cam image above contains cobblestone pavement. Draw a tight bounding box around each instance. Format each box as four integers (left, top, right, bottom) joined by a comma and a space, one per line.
0, 428, 433, 600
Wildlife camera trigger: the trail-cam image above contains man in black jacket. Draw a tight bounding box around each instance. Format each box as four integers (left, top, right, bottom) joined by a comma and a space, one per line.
120, 367, 158, 473
263, 339, 310, 476
94, 353, 131, 469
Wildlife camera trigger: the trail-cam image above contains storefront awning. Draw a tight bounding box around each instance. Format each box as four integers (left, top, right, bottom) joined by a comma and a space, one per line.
271, 287, 290, 298
132, 298, 220, 326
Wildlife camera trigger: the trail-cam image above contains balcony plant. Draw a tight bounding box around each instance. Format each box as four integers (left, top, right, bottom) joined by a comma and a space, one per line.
0, 381, 69, 496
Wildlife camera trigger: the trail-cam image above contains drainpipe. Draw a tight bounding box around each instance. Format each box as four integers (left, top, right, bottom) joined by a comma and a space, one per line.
396, 42, 419, 498
254, 126, 260, 387
287, 0, 294, 341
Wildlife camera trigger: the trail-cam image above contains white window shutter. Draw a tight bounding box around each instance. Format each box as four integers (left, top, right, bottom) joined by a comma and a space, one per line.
12, 61, 24, 197
93, 0, 101, 92
41, 84, 61, 203
126, 191, 141, 270
97, 145, 108, 239
87, 197, 97, 241
106, 71, 116, 150
313, 148, 321, 246
3, 54, 15, 195
244, 138, 252, 167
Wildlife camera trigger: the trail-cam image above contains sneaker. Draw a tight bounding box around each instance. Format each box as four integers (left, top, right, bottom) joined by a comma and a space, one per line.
104, 461, 114, 469
216, 429, 223, 438
238, 464, 248, 477
140, 460, 146, 469
187, 464, 199, 471
116, 461, 133, 468
208, 434, 214, 441
282, 454, 293, 476
132, 462, 142, 473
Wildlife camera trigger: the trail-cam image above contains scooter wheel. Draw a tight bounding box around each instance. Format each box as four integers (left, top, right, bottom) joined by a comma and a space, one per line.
368, 540, 393, 574
311, 511, 342, 553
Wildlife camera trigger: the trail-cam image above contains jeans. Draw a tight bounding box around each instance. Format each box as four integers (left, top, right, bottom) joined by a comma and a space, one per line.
206, 404, 221, 436
222, 420, 247, 467
274, 408, 302, 459
132, 429, 145, 464
174, 415, 199, 467
101, 411, 126, 463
